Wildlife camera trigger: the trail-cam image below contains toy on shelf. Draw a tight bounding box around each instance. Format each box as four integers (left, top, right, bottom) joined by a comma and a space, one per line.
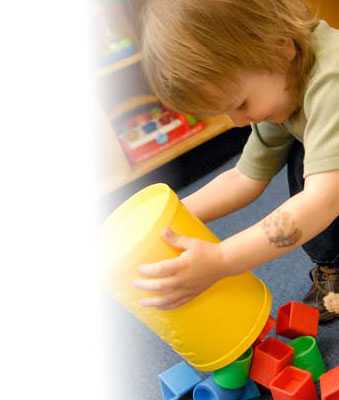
94, 0, 138, 68
112, 101, 205, 164
98, 36, 137, 66
158, 361, 203, 400
323, 292, 339, 314
320, 365, 339, 400
269, 366, 318, 400
276, 301, 319, 338
288, 336, 326, 382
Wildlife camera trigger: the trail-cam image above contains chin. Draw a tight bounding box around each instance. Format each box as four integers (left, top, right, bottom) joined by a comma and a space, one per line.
269, 113, 289, 124
275, 117, 287, 124
269, 103, 299, 124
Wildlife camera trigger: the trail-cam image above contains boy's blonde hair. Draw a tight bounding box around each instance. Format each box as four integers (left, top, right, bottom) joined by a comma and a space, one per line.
141, 0, 318, 117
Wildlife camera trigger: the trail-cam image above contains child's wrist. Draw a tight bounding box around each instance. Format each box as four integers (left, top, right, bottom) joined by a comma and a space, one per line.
217, 241, 244, 277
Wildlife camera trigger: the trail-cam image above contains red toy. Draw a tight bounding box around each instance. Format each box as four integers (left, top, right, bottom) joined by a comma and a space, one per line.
159, 111, 176, 125
276, 301, 319, 339
270, 366, 318, 400
250, 337, 294, 388
116, 105, 205, 164
253, 315, 276, 346
320, 366, 339, 400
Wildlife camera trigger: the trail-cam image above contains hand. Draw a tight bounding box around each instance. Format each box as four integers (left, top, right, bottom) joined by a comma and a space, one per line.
133, 228, 227, 310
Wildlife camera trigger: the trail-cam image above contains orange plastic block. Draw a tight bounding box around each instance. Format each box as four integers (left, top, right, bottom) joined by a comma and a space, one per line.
254, 315, 276, 346
320, 366, 339, 400
270, 366, 318, 400
250, 337, 294, 388
276, 301, 319, 339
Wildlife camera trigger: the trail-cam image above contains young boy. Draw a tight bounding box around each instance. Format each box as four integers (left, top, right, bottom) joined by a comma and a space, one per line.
132, 0, 339, 322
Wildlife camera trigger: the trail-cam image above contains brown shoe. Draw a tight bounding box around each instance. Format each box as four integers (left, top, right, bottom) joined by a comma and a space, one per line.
303, 266, 339, 323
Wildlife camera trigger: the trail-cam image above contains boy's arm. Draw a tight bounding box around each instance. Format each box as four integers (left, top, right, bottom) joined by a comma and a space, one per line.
219, 170, 339, 274
134, 170, 339, 309
182, 167, 269, 222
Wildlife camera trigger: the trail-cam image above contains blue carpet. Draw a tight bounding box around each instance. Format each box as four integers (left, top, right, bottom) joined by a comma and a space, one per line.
109, 154, 339, 399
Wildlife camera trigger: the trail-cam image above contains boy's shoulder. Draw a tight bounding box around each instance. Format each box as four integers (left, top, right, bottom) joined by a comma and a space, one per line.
311, 20, 339, 66
304, 21, 339, 114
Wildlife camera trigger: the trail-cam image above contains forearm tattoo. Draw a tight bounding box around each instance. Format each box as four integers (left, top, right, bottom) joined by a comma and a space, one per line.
261, 209, 302, 248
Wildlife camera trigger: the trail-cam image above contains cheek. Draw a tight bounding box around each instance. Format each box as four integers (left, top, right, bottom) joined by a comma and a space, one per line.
248, 103, 276, 121
253, 91, 289, 117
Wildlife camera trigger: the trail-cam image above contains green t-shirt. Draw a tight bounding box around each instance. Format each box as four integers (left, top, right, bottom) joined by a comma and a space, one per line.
236, 20, 339, 180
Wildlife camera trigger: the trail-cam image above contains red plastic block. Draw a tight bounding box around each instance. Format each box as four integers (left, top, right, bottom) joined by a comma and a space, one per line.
250, 337, 294, 388
270, 366, 318, 400
320, 366, 339, 400
254, 315, 276, 346
276, 301, 319, 339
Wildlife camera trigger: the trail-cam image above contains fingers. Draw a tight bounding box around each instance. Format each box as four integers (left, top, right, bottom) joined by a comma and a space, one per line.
133, 227, 199, 310
139, 291, 192, 309
162, 228, 197, 251
138, 257, 185, 278
158, 296, 192, 310
133, 276, 178, 292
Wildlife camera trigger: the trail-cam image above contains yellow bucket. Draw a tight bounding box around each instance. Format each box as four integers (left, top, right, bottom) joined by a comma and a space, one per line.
103, 183, 272, 372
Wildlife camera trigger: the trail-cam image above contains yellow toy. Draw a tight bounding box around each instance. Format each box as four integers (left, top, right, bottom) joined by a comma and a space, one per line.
103, 183, 272, 371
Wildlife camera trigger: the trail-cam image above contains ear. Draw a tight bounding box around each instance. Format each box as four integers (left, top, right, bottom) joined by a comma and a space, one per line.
284, 38, 297, 62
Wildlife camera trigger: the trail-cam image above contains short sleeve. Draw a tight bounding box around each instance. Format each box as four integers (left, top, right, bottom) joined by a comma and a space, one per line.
303, 68, 339, 178
236, 122, 294, 181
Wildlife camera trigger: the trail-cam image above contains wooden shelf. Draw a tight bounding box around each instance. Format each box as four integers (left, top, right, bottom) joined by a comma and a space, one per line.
97, 52, 142, 77
306, 0, 339, 28
100, 114, 234, 193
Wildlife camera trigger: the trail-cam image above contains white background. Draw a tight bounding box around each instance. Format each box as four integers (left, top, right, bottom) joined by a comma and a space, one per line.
0, 1, 113, 398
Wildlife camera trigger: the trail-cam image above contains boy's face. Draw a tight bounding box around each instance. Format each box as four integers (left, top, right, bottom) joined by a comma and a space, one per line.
223, 71, 298, 127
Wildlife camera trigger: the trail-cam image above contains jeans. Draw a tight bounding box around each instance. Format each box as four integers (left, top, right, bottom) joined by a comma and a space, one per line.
287, 140, 339, 268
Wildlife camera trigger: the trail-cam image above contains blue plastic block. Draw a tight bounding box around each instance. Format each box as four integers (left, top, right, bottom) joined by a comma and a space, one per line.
156, 132, 169, 144
193, 376, 244, 400
159, 361, 203, 400
142, 121, 157, 134
240, 379, 261, 400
